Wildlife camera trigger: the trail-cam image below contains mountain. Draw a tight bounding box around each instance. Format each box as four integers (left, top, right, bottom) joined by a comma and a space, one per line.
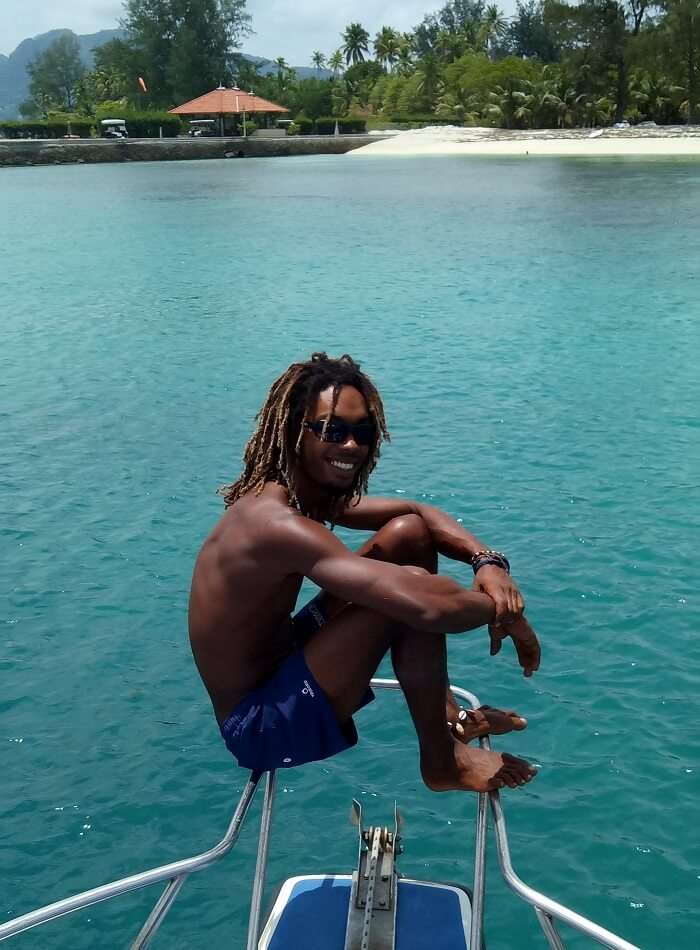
245, 56, 332, 81
0, 29, 125, 119
0, 30, 332, 120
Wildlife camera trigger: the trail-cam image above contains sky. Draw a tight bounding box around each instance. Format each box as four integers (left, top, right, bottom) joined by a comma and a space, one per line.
0, 0, 516, 62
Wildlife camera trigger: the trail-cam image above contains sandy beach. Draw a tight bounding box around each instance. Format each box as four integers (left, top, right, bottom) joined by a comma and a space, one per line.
352, 125, 700, 157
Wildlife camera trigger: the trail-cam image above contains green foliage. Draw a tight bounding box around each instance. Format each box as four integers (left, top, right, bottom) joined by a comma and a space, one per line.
505, 1, 559, 61
122, 0, 252, 107
338, 116, 367, 132
94, 105, 182, 137
314, 116, 367, 133
342, 23, 371, 64
293, 116, 314, 134
75, 68, 131, 115
388, 113, 460, 126
662, 0, 700, 123
291, 78, 334, 119
314, 116, 339, 134
26, 33, 86, 115
0, 118, 94, 138
374, 27, 401, 69
28, 2, 694, 132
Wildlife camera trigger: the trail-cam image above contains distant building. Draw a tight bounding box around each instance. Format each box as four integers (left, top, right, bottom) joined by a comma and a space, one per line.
169, 86, 289, 137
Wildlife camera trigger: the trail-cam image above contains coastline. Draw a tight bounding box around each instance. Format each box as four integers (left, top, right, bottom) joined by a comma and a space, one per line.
4, 126, 700, 167
351, 125, 700, 158
0, 133, 383, 168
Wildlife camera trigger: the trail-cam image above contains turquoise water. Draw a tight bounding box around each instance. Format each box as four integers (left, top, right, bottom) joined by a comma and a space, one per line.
2, 154, 699, 949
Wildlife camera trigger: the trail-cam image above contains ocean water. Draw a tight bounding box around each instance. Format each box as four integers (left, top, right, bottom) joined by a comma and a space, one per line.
2, 153, 699, 950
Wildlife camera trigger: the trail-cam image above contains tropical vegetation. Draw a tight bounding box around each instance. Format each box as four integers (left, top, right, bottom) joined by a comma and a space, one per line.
13, 0, 700, 133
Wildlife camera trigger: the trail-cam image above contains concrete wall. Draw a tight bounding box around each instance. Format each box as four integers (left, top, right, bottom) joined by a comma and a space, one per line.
0, 135, 383, 168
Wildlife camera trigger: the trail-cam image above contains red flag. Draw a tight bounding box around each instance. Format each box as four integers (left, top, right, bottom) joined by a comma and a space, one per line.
138, 76, 148, 93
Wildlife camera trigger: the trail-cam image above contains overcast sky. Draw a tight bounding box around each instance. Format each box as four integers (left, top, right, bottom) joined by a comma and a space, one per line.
1, 0, 516, 62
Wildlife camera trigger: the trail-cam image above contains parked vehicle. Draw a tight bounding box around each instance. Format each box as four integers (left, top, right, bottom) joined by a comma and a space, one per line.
188, 120, 217, 137
101, 119, 128, 139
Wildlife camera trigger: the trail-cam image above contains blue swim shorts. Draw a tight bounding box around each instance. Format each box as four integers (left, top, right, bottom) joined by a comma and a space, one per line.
220, 594, 375, 772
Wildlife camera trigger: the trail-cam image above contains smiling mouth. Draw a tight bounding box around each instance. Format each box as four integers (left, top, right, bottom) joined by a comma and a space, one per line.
329, 460, 356, 472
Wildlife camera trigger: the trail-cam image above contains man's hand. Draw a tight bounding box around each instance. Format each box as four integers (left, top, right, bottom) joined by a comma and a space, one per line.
473, 565, 524, 623
489, 616, 541, 678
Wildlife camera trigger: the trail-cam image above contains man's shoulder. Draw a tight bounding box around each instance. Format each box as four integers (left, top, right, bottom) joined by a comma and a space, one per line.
221, 490, 313, 550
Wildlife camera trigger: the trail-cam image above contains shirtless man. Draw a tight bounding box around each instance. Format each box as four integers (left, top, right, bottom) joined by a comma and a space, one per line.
189, 353, 540, 792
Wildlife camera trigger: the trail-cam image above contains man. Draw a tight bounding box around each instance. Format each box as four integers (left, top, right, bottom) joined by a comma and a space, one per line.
189, 353, 540, 792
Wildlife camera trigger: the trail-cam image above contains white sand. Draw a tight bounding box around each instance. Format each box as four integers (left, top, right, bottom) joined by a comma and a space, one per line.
351, 125, 700, 157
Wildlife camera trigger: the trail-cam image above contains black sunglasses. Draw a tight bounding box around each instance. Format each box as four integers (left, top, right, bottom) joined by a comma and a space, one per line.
304, 419, 376, 446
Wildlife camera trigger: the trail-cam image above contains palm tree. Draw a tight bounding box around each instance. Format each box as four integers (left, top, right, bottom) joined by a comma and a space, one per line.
479, 4, 509, 57
575, 93, 613, 128
662, 0, 699, 123
415, 53, 443, 110
630, 69, 684, 124
436, 88, 481, 123
311, 51, 326, 74
342, 23, 370, 65
273, 57, 290, 94
485, 78, 530, 128
374, 26, 400, 71
525, 78, 562, 128
395, 34, 415, 77
435, 29, 466, 63
328, 50, 344, 78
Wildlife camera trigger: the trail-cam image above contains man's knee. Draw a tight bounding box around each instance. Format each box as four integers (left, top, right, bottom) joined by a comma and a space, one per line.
381, 513, 433, 558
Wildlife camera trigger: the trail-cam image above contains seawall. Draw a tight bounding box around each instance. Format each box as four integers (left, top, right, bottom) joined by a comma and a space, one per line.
0, 134, 386, 168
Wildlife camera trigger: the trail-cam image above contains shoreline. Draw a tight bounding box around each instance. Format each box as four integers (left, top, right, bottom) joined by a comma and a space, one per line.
4, 127, 700, 166
0, 134, 383, 168
351, 125, 700, 158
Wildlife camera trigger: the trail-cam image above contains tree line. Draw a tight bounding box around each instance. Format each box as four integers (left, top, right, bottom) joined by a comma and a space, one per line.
20, 0, 700, 129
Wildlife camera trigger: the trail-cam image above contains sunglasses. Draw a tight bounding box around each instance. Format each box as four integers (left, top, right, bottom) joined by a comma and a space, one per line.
304, 419, 376, 446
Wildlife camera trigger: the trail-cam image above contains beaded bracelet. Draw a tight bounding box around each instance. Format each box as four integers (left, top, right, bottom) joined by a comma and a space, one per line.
471, 550, 511, 575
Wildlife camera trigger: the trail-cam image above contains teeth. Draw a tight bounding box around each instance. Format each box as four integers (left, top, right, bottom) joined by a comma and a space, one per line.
330, 460, 354, 471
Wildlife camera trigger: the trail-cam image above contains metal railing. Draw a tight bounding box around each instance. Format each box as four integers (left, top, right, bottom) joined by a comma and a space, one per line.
0, 681, 639, 950
447, 684, 640, 950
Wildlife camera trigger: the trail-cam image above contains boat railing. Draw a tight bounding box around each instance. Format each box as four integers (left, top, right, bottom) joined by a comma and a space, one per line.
0, 680, 640, 950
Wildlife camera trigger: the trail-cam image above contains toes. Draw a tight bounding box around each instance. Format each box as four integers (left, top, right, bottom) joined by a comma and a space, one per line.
501, 753, 537, 783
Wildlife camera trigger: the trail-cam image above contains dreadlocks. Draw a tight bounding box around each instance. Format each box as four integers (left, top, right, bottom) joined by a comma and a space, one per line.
219, 353, 389, 514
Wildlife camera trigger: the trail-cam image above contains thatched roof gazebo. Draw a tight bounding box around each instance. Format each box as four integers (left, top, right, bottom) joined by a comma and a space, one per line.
169, 85, 289, 137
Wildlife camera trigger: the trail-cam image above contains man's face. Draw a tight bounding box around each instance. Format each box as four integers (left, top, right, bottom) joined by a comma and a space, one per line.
299, 385, 372, 493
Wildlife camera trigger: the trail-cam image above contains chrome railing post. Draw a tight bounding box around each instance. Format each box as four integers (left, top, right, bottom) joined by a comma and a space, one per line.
0, 773, 262, 943
489, 792, 640, 950
131, 875, 187, 950
535, 907, 567, 950
1, 685, 642, 950
246, 770, 277, 950
470, 790, 488, 950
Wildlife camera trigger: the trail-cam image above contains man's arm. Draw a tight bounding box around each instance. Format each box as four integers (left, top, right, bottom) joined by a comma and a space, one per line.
336, 496, 523, 620
335, 496, 486, 561
267, 512, 497, 635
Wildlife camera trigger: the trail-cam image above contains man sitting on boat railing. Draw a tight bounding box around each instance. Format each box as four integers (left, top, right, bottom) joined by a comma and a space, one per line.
188, 353, 539, 792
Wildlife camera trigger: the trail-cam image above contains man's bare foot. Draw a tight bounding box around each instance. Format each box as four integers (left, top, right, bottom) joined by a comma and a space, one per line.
422, 741, 537, 793
447, 703, 527, 743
